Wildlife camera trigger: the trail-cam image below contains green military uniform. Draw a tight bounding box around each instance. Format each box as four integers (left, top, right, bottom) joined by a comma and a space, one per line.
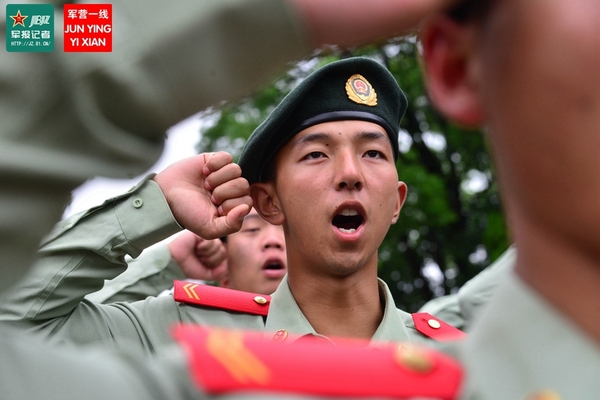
418, 247, 516, 331
86, 242, 186, 304
89, 237, 516, 335
453, 247, 515, 332
459, 269, 600, 399
0, 177, 438, 352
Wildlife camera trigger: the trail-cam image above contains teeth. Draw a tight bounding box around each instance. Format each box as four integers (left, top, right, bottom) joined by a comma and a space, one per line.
340, 209, 358, 216
339, 228, 356, 233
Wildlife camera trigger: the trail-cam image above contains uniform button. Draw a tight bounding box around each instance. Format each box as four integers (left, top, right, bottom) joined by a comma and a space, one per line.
427, 319, 441, 329
272, 329, 288, 343
132, 198, 143, 208
254, 296, 268, 305
527, 390, 561, 400
395, 347, 434, 374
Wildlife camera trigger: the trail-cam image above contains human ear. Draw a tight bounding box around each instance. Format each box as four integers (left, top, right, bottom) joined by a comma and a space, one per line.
419, 15, 485, 127
391, 181, 408, 224
250, 183, 285, 225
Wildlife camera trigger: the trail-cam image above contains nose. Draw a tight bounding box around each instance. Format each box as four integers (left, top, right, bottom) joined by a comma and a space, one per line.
262, 225, 285, 251
335, 151, 363, 191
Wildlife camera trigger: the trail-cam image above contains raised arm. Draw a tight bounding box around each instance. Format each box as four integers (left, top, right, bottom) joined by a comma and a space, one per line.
0, 153, 249, 352
87, 233, 227, 304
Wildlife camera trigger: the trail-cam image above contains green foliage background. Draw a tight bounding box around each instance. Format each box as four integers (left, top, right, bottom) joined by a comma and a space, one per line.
196, 39, 509, 311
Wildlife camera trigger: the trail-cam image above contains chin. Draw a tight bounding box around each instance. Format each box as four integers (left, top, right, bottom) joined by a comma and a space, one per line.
327, 262, 363, 277
261, 284, 281, 295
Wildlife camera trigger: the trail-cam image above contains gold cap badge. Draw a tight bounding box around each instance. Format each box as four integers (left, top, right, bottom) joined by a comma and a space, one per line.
345, 74, 377, 106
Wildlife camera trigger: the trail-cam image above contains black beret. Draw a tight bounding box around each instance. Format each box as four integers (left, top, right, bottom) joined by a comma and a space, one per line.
239, 57, 407, 184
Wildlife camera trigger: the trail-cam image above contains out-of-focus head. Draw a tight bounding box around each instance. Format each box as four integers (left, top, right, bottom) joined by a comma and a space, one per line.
219, 209, 286, 295
420, 0, 600, 252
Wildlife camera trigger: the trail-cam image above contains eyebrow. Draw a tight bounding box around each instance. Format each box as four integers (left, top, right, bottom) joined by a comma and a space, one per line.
290, 132, 330, 149
242, 214, 262, 222
357, 130, 388, 143
290, 130, 388, 149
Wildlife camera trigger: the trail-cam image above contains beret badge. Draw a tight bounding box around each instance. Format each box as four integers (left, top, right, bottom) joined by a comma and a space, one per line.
345, 74, 377, 106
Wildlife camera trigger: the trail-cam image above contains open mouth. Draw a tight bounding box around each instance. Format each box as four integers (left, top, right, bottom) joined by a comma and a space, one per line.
332, 208, 365, 233
263, 261, 284, 271
262, 258, 286, 279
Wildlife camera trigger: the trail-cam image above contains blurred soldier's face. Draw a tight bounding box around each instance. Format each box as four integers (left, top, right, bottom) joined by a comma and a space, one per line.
422, 0, 600, 253
223, 209, 286, 295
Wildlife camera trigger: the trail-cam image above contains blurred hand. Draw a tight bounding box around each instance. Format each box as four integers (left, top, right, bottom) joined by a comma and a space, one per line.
168, 231, 228, 281
292, 0, 461, 48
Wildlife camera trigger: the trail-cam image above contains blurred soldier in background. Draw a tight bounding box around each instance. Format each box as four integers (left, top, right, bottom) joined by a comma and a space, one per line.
87, 208, 286, 303
420, 0, 600, 397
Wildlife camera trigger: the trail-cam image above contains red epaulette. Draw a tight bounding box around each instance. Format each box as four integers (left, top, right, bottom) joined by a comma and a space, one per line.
173, 325, 463, 399
412, 312, 467, 341
173, 280, 270, 316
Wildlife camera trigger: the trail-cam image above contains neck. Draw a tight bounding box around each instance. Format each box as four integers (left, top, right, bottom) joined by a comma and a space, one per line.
286, 261, 384, 340
514, 217, 600, 343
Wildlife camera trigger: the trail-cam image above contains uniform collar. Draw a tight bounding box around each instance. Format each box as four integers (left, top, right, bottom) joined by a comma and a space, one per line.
264, 275, 414, 344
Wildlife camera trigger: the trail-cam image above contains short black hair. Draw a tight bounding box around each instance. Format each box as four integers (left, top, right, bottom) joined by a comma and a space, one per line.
447, 0, 495, 23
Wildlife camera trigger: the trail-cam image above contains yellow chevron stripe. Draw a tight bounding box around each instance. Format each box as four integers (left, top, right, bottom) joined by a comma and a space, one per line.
183, 283, 193, 299
189, 284, 200, 300
182, 283, 200, 300
207, 330, 271, 385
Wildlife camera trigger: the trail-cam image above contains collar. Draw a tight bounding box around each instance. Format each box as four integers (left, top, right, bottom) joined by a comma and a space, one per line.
264, 275, 415, 345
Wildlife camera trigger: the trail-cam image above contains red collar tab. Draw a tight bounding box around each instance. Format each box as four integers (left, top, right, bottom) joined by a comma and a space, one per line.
173, 325, 463, 399
173, 280, 271, 316
412, 312, 467, 341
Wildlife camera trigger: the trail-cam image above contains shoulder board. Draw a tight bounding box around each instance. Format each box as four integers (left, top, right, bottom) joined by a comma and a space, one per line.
412, 312, 467, 341
173, 280, 270, 316
173, 325, 463, 399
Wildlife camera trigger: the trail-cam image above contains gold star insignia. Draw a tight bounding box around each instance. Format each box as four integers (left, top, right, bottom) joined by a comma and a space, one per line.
10, 10, 28, 28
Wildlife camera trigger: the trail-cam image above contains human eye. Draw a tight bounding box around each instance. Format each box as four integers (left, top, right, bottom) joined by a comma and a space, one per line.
241, 226, 260, 234
364, 150, 385, 159
303, 151, 327, 160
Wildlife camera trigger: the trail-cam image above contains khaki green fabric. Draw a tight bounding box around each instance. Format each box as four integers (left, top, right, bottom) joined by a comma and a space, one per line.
418, 247, 516, 331
1, 327, 200, 400
457, 247, 515, 331
460, 270, 600, 399
0, 178, 432, 353
86, 242, 185, 303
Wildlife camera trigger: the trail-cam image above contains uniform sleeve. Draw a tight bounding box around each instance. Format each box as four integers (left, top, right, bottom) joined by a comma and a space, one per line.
86, 241, 185, 304
417, 247, 516, 333
418, 294, 465, 331
0, 178, 189, 353
457, 246, 516, 331
1, 328, 206, 400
